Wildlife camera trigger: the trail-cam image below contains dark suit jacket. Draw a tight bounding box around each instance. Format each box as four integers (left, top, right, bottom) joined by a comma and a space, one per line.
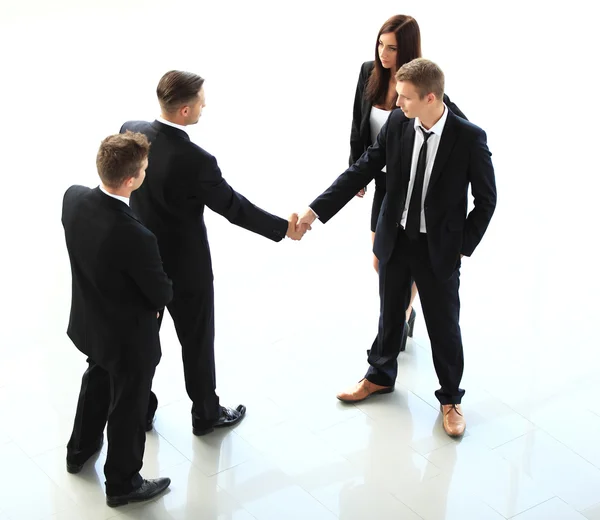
312, 109, 497, 280
120, 121, 289, 288
350, 60, 467, 166
62, 186, 173, 374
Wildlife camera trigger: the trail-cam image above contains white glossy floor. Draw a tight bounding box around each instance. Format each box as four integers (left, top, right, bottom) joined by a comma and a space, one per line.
1, 1, 599, 519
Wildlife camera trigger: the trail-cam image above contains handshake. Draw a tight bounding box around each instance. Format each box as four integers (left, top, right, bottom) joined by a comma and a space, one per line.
285, 208, 317, 241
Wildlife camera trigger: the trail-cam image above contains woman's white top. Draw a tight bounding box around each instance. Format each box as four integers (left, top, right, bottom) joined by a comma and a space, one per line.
370, 106, 390, 172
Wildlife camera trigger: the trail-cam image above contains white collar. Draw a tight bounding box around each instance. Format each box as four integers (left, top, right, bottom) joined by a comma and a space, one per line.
100, 185, 129, 207
156, 116, 188, 135
414, 103, 448, 136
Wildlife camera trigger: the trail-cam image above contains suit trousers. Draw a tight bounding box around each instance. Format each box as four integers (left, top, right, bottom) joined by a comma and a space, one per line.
67, 360, 155, 495
366, 228, 465, 404
150, 282, 221, 426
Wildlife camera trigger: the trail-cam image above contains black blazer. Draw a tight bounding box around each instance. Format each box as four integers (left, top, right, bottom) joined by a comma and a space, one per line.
312, 109, 497, 280
350, 60, 467, 166
120, 121, 289, 288
62, 186, 173, 374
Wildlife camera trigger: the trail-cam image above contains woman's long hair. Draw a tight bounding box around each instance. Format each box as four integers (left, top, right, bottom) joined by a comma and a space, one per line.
365, 15, 422, 109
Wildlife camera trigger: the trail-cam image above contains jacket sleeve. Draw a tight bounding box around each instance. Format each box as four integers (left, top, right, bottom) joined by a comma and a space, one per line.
461, 128, 497, 256
184, 152, 289, 242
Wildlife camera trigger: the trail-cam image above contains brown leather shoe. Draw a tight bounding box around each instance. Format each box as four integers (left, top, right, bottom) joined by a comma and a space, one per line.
336, 378, 394, 403
441, 404, 466, 437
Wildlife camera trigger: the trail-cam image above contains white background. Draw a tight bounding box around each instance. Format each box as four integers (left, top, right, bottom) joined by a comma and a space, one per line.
1, 0, 598, 369
0, 1, 599, 518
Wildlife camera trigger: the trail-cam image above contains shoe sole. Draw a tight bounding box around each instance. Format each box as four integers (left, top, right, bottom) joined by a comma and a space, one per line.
106, 481, 171, 507
337, 386, 394, 403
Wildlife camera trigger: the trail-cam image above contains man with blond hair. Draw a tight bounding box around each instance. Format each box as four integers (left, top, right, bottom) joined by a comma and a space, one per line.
297, 58, 497, 437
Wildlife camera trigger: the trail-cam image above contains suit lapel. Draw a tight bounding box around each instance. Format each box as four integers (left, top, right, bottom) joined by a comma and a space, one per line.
426, 111, 459, 199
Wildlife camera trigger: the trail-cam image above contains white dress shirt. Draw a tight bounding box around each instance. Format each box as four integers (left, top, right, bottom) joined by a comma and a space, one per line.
100, 185, 130, 207
156, 116, 188, 135
309, 105, 448, 224
400, 104, 448, 232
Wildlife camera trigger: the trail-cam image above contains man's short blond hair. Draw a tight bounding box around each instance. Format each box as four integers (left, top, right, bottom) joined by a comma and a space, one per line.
395, 58, 445, 99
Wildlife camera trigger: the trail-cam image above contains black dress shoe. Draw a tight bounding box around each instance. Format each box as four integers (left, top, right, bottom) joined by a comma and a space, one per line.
106, 477, 171, 508
407, 308, 416, 337
66, 436, 104, 474
193, 404, 247, 436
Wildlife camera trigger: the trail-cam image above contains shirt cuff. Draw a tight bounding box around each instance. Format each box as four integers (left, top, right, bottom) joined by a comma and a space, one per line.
309, 207, 319, 219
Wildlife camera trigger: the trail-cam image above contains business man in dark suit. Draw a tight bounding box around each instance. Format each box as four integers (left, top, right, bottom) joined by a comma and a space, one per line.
121, 70, 306, 436
297, 58, 496, 437
63, 132, 173, 506
351, 54, 467, 353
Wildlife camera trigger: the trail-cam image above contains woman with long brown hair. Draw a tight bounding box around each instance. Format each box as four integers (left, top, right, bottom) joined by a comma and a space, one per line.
350, 15, 466, 351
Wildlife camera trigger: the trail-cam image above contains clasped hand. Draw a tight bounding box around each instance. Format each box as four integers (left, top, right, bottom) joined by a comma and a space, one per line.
286, 208, 316, 241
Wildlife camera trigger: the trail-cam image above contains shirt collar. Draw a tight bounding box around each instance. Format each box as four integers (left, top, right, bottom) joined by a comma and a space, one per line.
414, 103, 448, 136
99, 185, 130, 207
156, 116, 189, 135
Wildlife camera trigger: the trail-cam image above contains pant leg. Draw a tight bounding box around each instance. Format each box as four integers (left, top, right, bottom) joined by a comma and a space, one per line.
409, 236, 465, 405
67, 360, 109, 464
167, 284, 220, 424
365, 229, 413, 386
104, 367, 155, 496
